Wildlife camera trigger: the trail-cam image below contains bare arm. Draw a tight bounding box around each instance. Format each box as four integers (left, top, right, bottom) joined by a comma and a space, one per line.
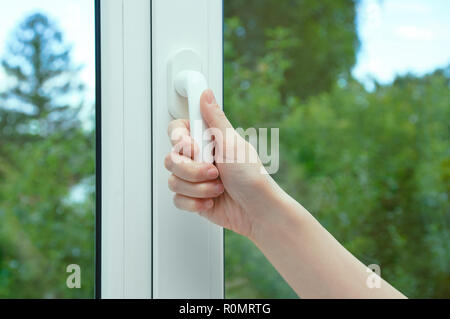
165, 89, 406, 299
249, 178, 406, 298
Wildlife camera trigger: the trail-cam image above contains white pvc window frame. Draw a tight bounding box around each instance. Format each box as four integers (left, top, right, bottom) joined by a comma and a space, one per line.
99, 0, 223, 299
100, 0, 152, 298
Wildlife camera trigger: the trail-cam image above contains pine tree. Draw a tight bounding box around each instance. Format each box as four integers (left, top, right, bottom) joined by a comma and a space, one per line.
0, 13, 85, 140
0, 13, 94, 298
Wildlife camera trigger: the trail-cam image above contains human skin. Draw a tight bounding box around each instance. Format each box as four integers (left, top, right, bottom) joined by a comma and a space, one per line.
164, 89, 406, 299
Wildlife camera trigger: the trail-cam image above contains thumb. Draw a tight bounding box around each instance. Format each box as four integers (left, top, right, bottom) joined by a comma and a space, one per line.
200, 89, 233, 134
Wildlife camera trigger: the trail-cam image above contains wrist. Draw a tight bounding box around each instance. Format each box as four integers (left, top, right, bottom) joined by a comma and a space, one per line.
247, 175, 310, 244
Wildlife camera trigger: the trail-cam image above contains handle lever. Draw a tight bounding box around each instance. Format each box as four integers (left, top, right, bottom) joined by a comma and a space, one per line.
168, 49, 213, 163
174, 70, 213, 163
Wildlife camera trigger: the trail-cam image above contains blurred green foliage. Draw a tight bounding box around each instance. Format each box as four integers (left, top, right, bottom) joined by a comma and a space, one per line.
0, 13, 94, 298
224, 4, 449, 298
0, 2, 448, 299
225, 0, 359, 100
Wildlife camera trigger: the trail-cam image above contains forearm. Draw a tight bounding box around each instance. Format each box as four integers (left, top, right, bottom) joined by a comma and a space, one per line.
249, 179, 406, 299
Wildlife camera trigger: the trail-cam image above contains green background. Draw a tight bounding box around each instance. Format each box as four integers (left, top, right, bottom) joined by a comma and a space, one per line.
0, 1, 448, 298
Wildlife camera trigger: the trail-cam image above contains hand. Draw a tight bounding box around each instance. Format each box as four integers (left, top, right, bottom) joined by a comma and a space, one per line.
164, 89, 277, 238
165, 90, 407, 299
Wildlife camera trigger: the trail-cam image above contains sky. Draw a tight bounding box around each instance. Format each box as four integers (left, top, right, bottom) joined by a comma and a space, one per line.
353, 0, 450, 88
0, 0, 95, 101
0, 0, 449, 97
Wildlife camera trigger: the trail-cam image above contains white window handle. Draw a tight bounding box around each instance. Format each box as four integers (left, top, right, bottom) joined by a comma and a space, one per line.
174, 70, 212, 163
168, 49, 213, 163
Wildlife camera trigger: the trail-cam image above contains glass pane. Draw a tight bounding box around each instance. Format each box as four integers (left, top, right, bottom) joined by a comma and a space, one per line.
225, 0, 450, 298
0, 0, 96, 298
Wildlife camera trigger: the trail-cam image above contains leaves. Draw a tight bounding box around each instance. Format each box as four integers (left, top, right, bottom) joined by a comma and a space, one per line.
224, 13, 450, 298
225, 0, 359, 100
0, 13, 94, 298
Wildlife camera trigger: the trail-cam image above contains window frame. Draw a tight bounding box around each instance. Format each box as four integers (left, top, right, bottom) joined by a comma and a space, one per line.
99, 0, 152, 299
98, 0, 224, 299
151, 0, 224, 299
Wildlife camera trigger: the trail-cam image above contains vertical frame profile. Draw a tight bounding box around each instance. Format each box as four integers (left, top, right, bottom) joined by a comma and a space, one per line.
100, 0, 152, 298
94, 0, 102, 299
152, 0, 224, 298
99, 0, 224, 299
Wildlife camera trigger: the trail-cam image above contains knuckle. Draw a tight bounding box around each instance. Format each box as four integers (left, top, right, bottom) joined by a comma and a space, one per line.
194, 168, 205, 181
168, 120, 188, 140
168, 175, 178, 192
164, 154, 173, 171
197, 183, 209, 196
195, 200, 205, 211
206, 183, 219, 197
173, 194, 182, 209
180, 137, 194, 155
167, 121, 174, 137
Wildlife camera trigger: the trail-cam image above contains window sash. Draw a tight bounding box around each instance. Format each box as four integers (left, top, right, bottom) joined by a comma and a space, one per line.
99, 0, 223, 299
100, 0, 152, 299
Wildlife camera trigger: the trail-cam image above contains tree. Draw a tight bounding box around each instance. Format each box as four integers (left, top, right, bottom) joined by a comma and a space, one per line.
0, 13, 94, 298
280, 70, 449, 298
224, 8, 449, 298
225, 0, 359, 100
0, 13, 85, 144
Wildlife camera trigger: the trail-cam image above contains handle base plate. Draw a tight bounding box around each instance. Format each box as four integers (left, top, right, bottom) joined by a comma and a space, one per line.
167, 49, 203, 119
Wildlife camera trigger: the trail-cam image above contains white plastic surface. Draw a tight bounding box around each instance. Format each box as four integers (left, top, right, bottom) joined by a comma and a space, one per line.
153, 0, 223, 299
174, 70, 212, 163
101, 0, 152, 298
168, 50, 213, 163
101, 0, 223, 300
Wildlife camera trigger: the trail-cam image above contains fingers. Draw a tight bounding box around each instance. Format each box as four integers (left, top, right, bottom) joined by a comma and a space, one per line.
164, 152, 219, 182
173, 194, 214, 213
168, 119, 199, 158
166, 106, 226, 213
172, 134, 199, 159
168, 119, 190, 145
168, 174, 224, 199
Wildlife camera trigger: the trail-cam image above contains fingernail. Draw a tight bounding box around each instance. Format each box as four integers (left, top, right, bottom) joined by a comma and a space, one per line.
207, 168, 218, 179
205, 89, 217, 105
215, 184, 224, 194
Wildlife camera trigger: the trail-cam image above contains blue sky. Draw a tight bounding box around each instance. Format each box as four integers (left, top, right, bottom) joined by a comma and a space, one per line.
0, 0, 95, 100
353, 0, 450, 87
0, 0, 449, 96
